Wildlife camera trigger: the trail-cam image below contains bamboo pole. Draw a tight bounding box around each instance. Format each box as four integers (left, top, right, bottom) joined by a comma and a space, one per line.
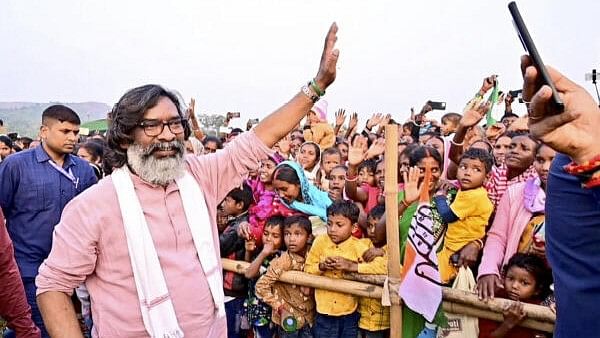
442, 288, 555, 323
344, 272, 387, 286
442, 302, 554, 333
384, 124, 402, 338
222, 258, 383, 298
221, 258, 555, 333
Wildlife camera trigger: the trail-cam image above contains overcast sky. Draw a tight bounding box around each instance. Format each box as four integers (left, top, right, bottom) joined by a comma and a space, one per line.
1, 0, 598, 126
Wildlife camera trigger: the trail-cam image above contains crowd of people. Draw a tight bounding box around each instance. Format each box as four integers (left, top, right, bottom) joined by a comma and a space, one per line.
1, 23, 599, 338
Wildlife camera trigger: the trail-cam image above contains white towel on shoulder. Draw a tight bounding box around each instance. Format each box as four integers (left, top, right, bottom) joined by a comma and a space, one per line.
112, 166, 225, 337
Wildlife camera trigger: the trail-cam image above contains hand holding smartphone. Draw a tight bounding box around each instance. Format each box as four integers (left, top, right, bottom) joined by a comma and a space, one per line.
508, 2, 564, 114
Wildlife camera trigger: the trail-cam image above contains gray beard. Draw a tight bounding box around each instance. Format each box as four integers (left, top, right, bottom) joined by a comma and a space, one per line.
126, 140, 185, 186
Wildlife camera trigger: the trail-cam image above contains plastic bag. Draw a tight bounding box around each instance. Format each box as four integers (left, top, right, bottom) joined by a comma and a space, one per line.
437, 266, 479, 338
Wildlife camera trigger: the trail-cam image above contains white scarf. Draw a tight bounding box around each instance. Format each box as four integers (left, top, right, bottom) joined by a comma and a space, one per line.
112, 166, 225, 337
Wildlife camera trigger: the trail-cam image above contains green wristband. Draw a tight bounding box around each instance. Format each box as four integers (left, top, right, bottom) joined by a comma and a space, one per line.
310, 79, 325, 97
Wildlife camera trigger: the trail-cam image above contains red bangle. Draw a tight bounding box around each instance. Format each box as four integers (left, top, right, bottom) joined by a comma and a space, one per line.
584, 171, 600, 188
564, 153, 600, 188
564, 154, 600, 174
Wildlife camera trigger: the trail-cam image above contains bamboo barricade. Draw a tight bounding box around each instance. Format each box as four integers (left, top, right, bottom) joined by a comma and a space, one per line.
384, 124, 402, 338
222, 259, 555, 333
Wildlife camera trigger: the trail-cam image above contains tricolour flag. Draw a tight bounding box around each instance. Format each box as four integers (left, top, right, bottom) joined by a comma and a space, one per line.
398, 164, 444, 322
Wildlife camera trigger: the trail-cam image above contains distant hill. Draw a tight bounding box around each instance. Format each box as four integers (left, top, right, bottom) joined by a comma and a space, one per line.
0, 102, 110, 138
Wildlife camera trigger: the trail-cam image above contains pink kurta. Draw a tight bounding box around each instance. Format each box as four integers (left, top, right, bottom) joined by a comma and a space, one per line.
477, 182, 534, 279
36, 131, 272, 337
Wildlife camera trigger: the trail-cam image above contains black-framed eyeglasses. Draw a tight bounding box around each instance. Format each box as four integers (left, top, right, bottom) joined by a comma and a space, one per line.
138, 118, 185, 137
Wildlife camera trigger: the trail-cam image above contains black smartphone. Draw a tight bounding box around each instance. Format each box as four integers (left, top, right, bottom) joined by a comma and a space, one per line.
509, 89, 523, 97
508, 2, 564, 113
427, 101, 446, 111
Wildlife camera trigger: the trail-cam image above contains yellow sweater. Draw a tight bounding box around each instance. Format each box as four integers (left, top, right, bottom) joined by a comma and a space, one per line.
303, 123, 335, 149
304, 235, 377, 316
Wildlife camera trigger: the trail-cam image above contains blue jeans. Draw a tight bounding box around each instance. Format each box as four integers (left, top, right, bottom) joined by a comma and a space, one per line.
23, 277, 49, 338
278, 325, 313, 338
225, 297, 248, 338
314, 312, 360, 338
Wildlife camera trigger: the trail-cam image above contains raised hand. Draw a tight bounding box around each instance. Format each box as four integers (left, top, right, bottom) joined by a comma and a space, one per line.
521, 55, 600, 164
381, 113, 392, 126
480, 75, 497, 94
402, 166, 424, 205
314, 23, 339, 92
459, 101, 490, 128
187, 98, 196, 120
365, 138, 385, 160
367, 113, 384, 129
335, 109, 347, 127
348, 112, 358, 131
277, 134, 292, 155
348, 135, 368, 166
420, 103, 433, 116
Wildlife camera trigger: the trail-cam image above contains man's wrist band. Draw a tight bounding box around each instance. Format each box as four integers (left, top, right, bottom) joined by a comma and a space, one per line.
310, 78, 325, 97
301, 84, 320, 103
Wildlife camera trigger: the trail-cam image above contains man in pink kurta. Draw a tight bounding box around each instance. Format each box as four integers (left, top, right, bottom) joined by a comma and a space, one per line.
35, 23, 340, 337
36, 130, 271, 337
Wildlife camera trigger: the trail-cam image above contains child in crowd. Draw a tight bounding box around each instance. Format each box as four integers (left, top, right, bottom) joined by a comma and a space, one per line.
336, 141, 349, 163
402, 122, 413, 137
346, 135, 384, 214
434, 148, 495, 283
304, 99, 335, 149
313, 147, 340, 191
304, 200, 374, 338
440, 112, 462, 137
357, 205, 390, 338
290, 135, 305, 159
315, 147, 342, 191
297, 142, 321, 185
244, 154, 297, 247
219, 183, 254, 338
244, 215, 286, 337
357, 160, 378, 188
478, 253, 551, 338
328, 165, 347, 202
255, 215, 316, 338
272, 161, 333, 222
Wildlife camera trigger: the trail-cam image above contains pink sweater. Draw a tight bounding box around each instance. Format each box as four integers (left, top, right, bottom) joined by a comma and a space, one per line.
478, 182, 534, 279
36, 131, 272, 337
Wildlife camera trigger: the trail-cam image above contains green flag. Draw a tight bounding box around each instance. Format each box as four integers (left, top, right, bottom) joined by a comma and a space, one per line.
485, 81, 499, 126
